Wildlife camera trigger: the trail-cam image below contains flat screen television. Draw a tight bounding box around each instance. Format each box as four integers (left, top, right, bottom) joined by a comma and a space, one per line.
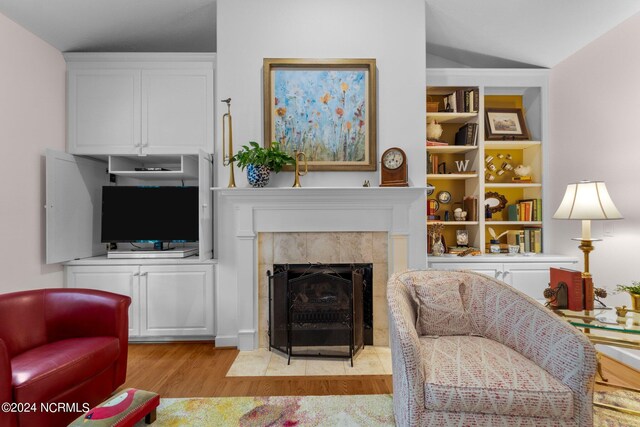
101, 186, 199, 243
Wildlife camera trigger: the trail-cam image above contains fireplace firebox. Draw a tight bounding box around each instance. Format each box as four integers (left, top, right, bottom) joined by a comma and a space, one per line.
268, 263, 373, 366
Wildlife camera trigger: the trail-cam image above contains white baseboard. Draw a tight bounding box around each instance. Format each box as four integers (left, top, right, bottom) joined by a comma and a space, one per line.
214, 335, 238, 348
596, 345, 640, 371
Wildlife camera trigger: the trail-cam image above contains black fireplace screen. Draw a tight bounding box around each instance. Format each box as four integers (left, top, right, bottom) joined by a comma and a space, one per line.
268, 263, 372, 365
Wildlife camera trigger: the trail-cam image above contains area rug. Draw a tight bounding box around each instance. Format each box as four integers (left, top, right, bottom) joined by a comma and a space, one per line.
134, 391, 639, 426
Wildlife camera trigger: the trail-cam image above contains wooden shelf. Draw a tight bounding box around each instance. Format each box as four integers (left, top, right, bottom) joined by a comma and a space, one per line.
486, 221, 542, 226
484, 182, 541, 188
426, 112, 477, 123
427, 221, 479, 226
484, 141, 541, 149
426, 145, 478, 154
427, 174, 478, 181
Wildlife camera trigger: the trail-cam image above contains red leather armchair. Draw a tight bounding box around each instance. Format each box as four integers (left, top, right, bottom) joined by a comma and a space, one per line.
0, 288, 131, 427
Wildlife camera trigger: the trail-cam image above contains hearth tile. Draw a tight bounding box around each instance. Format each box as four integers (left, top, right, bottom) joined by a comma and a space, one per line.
372, 232, 388, 263
338, 232, 373, 263
375, 347, 393, 374
373, 262, 388, 298
274, 232, 307, 263
306, 233, 340, 263
373, 328, 389, 347
259, 233, 274, 264
258, 296, 268, 347
266, 353, 307, 376
345, 351, 385, 375
226, 349, 271, 376
257, 264, 272, 300
305, 359, 347, 376
373, 296, 389, 330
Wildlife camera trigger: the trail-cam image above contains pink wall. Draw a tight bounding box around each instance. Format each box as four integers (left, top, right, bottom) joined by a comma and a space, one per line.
0, 13, 66, 292
549, 12, 640, 300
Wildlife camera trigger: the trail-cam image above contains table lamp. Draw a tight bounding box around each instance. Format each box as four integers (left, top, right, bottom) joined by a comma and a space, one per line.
553, 181, 623, 278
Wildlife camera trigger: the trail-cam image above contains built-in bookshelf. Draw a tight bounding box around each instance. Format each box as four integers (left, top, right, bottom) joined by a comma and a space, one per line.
426, 69, 549, 256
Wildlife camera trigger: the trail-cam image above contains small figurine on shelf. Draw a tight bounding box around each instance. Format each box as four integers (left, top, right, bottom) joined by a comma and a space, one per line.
428, 222, 445, 256
453, 208, 467, 221
512, 164, 532, 182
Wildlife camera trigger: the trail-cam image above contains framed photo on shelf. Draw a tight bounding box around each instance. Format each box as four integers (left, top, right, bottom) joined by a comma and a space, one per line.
485, 108, 530, 140
263, 58, 377, 171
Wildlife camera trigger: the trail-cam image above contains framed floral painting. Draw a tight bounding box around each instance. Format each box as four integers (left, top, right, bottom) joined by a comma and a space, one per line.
263, 58, 377, 171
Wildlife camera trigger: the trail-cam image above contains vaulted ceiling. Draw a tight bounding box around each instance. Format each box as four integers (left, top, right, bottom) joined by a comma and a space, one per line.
0, 0, 639, 68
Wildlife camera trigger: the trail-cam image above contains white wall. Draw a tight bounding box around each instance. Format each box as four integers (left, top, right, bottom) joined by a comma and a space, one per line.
216, 0, 426, 188
0, 13, 66, 293
549, 13, 640, 367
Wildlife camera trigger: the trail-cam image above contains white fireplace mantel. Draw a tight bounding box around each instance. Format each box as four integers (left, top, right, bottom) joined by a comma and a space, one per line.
212, 186, 427, 350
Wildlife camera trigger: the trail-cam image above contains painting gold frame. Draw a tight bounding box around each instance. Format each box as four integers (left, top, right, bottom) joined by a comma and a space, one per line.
263, 58, 377, 171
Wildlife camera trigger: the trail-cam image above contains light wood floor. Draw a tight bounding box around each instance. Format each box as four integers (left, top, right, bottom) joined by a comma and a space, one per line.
119, 342, 639, 397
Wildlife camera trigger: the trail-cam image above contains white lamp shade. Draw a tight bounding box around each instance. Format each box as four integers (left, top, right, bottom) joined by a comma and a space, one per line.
553, 181, 623, 220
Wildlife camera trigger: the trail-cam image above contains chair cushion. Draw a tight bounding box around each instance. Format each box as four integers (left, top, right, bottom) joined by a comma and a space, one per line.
420, 335, 574, 419
12, 337, 120, 404
413, 277, 473, 336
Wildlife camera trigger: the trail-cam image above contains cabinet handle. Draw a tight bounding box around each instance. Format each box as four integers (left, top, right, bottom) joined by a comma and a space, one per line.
495, 271, 502, 279
202, 203, 208, 209
502, 270, 510, 277
142, 141, 149, 147
140, 272, 148, 277
133, 272, 140, 277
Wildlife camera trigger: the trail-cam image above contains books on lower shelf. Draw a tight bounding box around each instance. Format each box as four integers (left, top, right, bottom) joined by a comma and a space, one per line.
507, 198, 542, 222
506, 227, 542, 253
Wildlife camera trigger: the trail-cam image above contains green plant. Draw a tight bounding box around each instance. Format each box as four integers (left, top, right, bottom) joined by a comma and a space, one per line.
231, 141, 294, 173
616, 281, 640, 295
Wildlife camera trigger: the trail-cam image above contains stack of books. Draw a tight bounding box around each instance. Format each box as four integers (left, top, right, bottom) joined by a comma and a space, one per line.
444, 88, 479, 113
454, 123, 478, 146
507, 198, 542, 222
506, 227, 542, 253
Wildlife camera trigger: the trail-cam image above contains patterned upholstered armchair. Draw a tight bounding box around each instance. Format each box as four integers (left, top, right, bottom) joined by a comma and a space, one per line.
387, 270, 597, 427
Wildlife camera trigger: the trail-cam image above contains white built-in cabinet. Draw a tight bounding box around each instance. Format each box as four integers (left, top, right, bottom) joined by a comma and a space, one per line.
65, 53, 214, 155
46, 53, 217, 341
429, 256, 578, 301
66, 263, 214, 339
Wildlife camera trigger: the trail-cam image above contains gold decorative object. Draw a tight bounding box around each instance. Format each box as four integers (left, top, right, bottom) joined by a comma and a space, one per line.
221, 98, 236, 188
292, 149, 308, 188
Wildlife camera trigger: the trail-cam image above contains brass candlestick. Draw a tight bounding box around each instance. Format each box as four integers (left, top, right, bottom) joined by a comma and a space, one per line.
221, 98, 236, 188
292, 150, 308, 188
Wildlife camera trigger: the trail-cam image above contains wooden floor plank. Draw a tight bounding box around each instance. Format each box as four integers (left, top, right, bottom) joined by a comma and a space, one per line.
119, 343, 638, 397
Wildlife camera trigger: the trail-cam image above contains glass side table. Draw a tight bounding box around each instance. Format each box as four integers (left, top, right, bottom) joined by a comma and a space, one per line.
554, 308, 640, 417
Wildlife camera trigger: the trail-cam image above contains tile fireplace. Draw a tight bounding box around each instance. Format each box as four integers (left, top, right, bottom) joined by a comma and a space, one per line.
214, 187, 426, 350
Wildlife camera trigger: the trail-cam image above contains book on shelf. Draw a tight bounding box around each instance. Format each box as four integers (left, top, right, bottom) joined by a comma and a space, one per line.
444, 88, 479, 113
463, 196, 478, 222
505, 227, 542, 254
454, 123, 478, 146
427, 140, 448, 146
550, 267, 584, 311
506, 199, 542, 222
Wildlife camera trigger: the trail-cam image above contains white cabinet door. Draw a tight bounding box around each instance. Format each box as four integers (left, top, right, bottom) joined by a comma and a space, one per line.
140, 265, 214, 336
505, 262, 577, 301
429, 262, 503, 281
198, 150, 213, 261
68, 69, 141, 154
65, 265, 140, 337
46, 150, 108, 264
141, 69, 214, 154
